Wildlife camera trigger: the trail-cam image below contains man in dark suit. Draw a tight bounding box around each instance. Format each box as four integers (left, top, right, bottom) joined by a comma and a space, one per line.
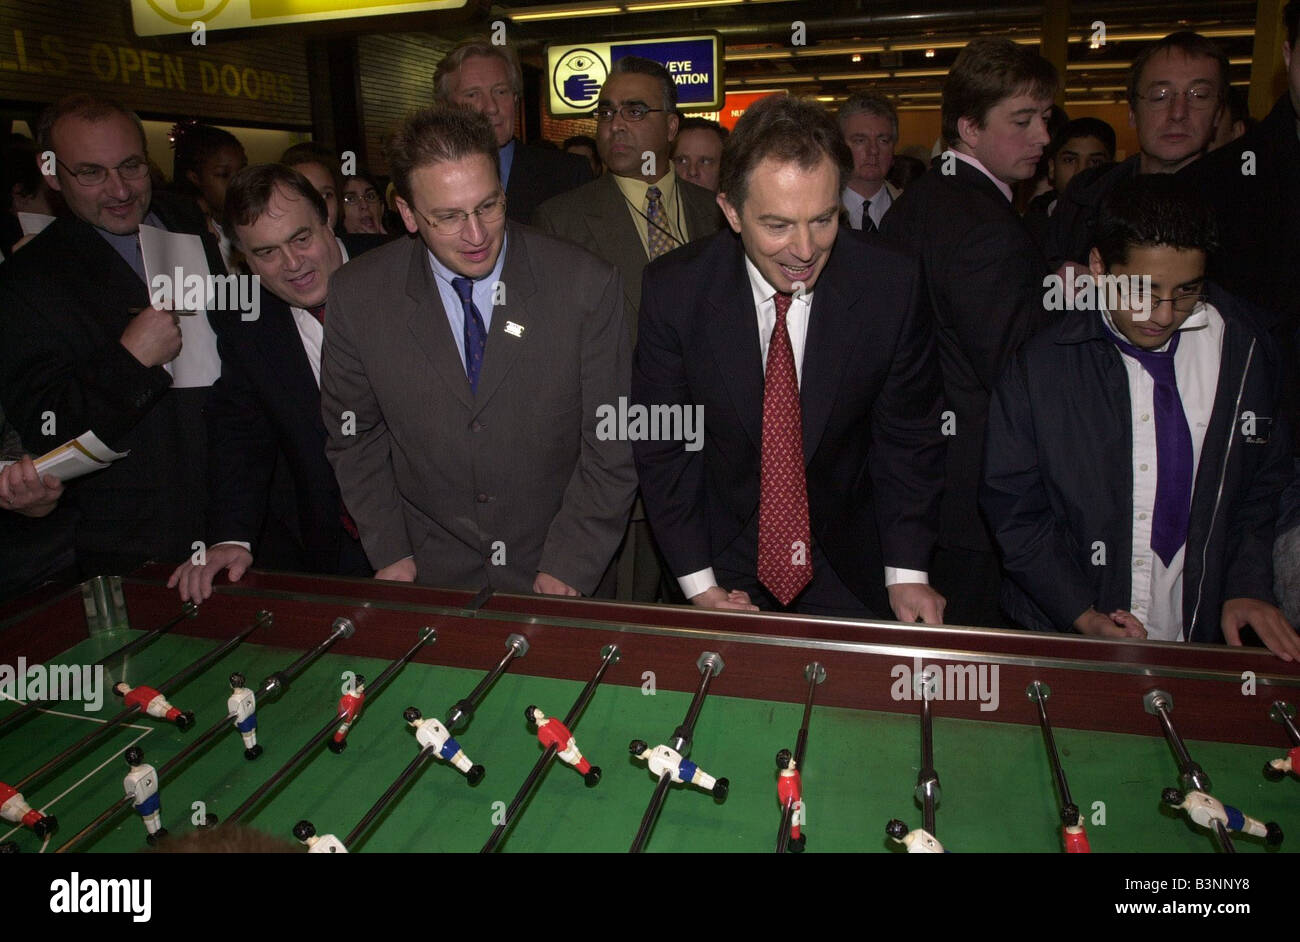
633, 94, 946, 621
881, 37, 1058, 628
535, 56, 723, 602
434, 37, 590, 224
167, 164, 383, 602
321, 106, 636, 596
0, 94, 226, 577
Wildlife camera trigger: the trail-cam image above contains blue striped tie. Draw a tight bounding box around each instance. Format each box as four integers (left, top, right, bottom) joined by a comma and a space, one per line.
452, 276, 487, 393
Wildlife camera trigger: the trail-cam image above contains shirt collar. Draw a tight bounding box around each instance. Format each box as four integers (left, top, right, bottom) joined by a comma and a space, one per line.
946, 149, 1014, 203
425, 231, 509, 292
613, 166, 679, 205
743, 253, 813, 311
1100, 299, 1213, 353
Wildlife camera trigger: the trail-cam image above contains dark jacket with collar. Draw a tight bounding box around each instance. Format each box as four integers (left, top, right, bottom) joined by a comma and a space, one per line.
981, 285, 1291, 642
0, 191, 224, 574
505, 140, 592, 224
1042, 154, 1142, 269
880, 154, 1054, 554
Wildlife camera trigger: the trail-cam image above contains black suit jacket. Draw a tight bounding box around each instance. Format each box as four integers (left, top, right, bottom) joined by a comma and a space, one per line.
1042, 155, 1141, 269
505, 140, 591, 224
631, 227, 945, 616
0, 191, 224, 574
881, 156, 1054, 554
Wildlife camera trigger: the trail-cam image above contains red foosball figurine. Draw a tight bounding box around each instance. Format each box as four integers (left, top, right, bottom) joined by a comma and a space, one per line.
775, 749, 806, 852
1063, 818, 1091, 853
329, 675, 367, 754
526, 705, 600, 786
1263, 746, 1300, 781
0, 781, 57, 838
113, 682, 193, 730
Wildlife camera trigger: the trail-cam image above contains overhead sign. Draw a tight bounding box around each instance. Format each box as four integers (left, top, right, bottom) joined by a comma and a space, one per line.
131, 0, 467, 37
547, 34, 723, 118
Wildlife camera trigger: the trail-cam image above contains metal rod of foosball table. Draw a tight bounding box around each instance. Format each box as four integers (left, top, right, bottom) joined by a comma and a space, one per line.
776, 662, 824, 854
225, 625, 434, 824
630, 651, 722, 853
1272, 700, 1300, 747
14, 611, 270, 793
1143, 689, 1235, 853
344, 744, 436, 849
1030, 682, 1075, 815
0, 602, 198, 740
445, 633, 529, 731
918, 692, 939, 836
481, 643, 621, 853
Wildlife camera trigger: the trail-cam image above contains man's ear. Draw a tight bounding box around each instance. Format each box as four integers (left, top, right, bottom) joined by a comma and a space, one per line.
955, 114, 981, 152
185, 169, 201, 191
716, 191, 742, 234
666, 112, 681, 145
395, 195, 420, 235
1087, 246, 1107, 280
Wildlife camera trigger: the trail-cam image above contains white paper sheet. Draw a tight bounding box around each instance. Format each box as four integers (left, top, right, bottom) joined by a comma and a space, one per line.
0, 431, 130, 482
138, 224, 222, 388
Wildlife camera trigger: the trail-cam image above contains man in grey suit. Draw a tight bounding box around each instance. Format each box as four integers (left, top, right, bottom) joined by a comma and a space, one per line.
534, 56, 722, 601
321, 107, 636, 595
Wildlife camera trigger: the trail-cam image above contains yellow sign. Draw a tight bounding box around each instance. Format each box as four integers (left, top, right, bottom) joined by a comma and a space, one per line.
132, 0, 467, 36
547, 35, 723, 118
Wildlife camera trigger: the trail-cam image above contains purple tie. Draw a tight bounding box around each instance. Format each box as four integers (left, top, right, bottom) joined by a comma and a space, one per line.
1111, 331, 1193, 566
451, 276, 487, 394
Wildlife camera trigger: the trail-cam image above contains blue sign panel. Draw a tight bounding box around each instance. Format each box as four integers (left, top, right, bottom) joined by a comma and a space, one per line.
610, 38, 718, 107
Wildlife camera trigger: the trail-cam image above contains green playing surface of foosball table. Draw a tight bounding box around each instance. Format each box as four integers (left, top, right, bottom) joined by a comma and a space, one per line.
2, 572, 1297, 855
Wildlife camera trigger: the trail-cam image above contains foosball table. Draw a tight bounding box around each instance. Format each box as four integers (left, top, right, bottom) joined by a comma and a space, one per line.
1, 566, 1297, 854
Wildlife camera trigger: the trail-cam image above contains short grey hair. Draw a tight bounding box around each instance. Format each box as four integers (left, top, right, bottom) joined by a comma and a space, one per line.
838, 92, 898, 137
433, 37, 524, 102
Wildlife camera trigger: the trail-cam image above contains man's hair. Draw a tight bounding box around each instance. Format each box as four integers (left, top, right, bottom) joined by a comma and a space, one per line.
1, 137, 44, 212
279, 141, 343, 197
223, 163, 328, 248
838, 92, 899, 136
1126, 31, 1230, 104
608, 56, 678, 113
1287, 1, 1300, 47
1049, 116, 1117, 161
386, 106, 500, 205
433, 37, 523, 102
1225, 85, 1252, 128
172, 122, 244, 196
942, 38, 1058, 148
675, 116, 729, 144
34, 94, 147, 157
563, 134, 598, 152
718, 95, 852, 210
1092, 174, 1219, 268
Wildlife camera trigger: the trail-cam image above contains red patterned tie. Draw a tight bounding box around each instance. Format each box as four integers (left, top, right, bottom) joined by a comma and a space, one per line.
758, 290, 812, 605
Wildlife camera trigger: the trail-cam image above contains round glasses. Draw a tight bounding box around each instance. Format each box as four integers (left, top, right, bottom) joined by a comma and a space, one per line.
414, 195, 507, 235
58, 156, 150, 187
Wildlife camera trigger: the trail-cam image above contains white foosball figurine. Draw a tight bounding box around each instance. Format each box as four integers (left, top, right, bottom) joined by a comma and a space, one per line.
293, 820, 348, 853
404, 706, 484, 784
886, 819, 947, 853
1161, 788, 1283, 846
0, 781, 57, 837
227, 673, 262, 760
123, 747, 167, 845
628, 740, 729, 799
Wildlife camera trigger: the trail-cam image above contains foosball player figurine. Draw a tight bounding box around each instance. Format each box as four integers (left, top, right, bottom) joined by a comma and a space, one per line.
227, 672, 262, 760
293, 820, 348, 853
123, 747, 167, 845
775, 749, 806, 852
885, 819, 947, 853
329, 674, 366, 754
1062, 803, 1091, 853
1161, 788, 1284, 846
629, 740, 729, 801
114, 682, 194, 730
1263, 746, 1299, 782
526, 705, 600, 786
0, 841, 17, 853
404, 707, 484, 785
0, 782, 57, 838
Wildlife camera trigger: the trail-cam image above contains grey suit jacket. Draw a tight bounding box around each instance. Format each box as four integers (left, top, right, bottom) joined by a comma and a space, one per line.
320, 223, 637, 595
532, 171, 723, 324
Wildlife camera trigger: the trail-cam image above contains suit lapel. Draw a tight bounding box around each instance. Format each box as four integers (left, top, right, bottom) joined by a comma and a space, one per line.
55, 217, 151, 315
681, 179, 720, 240
471, 226, 536, 416
258, 291, 322, 423
403, 236, 475, 413
706, 239, 764, 453
585, 174, 647, 313
800, 236, 862, 464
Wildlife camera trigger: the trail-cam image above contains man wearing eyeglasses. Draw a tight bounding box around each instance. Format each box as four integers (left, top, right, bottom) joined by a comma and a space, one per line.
0, 94, 226, 577
434, 37, 590, 224
983, 175, 1298, 660
320, 107, 636, 597
535, 56, 722, 603
1045, 31, 1229, 270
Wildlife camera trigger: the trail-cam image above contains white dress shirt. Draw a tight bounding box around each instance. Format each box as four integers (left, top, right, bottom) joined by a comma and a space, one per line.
841, 185, 893, 230
1101, 302, 1223, 641
677, 256, 927, 600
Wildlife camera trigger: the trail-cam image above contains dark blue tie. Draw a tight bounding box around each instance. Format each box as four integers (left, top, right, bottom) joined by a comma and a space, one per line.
1111, 331, 1193, 566
452, 276, 487, 394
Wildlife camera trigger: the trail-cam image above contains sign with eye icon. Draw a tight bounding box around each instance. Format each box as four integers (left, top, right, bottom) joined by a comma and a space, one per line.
553, 47, 609, 111
546, 33, 723, 118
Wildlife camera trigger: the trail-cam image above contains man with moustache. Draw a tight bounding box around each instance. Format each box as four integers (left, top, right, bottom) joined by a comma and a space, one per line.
320, 107, 635, 596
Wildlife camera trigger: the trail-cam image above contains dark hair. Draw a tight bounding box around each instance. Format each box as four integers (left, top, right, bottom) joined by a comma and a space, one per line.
1, 137, 45, 212
676, 116, 729, 143
1050, 117, 1117, 161
385, 106, 500, 205
942, 38, 1058, 147
1225, 85, 1251, 126
1127, 31, 1230, 104
1092, 174, 1219, 268
279, 141, 343, 197
1287, 1, 1300, 47
886, 153, 928, 191
608, 56, 678, 112
839, 92, 899, 136
433, 36, 524, 101
563, 134, 597, 152
718, 95, 852, 210
171, 122, 244, 198
223, 163, 329, 247
35, 94, 147, 158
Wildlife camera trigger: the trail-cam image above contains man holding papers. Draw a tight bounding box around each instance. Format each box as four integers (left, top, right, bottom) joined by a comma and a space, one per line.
0, 94, 226, 576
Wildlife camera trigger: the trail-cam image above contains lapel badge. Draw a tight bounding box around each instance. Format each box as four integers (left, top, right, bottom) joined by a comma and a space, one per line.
504, 321, 525, 338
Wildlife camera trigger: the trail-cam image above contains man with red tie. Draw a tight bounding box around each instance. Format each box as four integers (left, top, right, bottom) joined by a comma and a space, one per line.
632, 95, 947, 620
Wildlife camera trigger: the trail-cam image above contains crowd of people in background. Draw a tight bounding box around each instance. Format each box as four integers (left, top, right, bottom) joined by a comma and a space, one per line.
1, 10, 1297, 663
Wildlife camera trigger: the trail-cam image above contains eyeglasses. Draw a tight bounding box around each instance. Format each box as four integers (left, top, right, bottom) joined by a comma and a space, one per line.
1119, 291, 1209, 315
57, 156, 150, 186
413, 195, 507, 235
592, 104, 667, 123
343, 190, 380, 205
1138, 86, 1220, 110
